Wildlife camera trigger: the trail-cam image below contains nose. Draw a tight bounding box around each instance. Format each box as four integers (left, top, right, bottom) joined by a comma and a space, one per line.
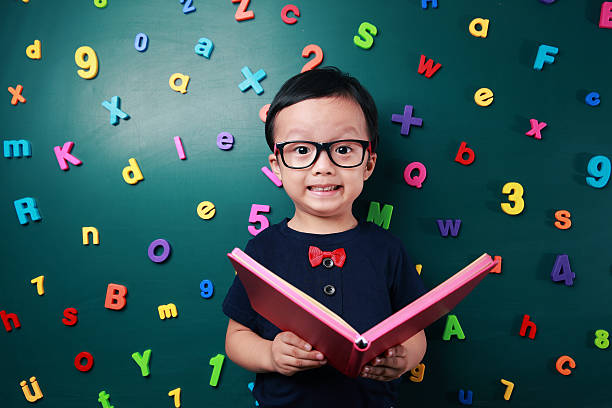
311, 147, 335, 174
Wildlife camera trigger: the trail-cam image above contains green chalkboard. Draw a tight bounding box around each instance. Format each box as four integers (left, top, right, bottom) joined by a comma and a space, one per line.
2, 0, 612, 407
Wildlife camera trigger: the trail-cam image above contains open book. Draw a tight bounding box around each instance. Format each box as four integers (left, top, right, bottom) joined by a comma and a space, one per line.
227, 248, 497, 378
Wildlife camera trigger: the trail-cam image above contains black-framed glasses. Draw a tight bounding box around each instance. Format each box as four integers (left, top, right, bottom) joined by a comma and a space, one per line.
274, 139, 372, 169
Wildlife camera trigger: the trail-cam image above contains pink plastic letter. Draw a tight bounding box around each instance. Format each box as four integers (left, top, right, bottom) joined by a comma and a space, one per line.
403, 162, 427, 188
174, 136, 186, 160
261, 166, 282, 187
54, 141, 82, 170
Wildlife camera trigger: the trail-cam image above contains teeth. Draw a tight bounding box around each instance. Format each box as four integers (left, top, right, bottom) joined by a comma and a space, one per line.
311, 186, 337, 191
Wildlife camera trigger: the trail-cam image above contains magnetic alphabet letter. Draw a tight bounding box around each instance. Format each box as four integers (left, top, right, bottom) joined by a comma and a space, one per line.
101, 96, 129, 125
8, 85, 26, 105
26, 40, 41, 59
455, 142, 475, 165
353, 22, 378, 49
75, 351, 94, 372
533, 45, 558, 70
1, 310, 21, 332
194, 37, 214, 58
54, 141, 82, 170
469, 18, 489, 37
82, 226, 100, 245
62, 308, 78, 326
14, 197, 41, 225
122, 158, 144, 185
442, 314, 465, 340
366, 201, 393, 230
131, 349, 152, 376
599, 2, 612, 28
104, 283, 127, 310
519, 314, 537, 339
20, 377, 43, 402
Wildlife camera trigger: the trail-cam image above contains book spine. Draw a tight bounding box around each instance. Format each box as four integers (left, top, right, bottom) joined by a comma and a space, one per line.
346, 346, 361, 378
345, 337, 370, 378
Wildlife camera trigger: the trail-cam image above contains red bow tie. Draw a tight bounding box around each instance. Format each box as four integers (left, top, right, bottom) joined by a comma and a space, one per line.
308, 246, 346, 268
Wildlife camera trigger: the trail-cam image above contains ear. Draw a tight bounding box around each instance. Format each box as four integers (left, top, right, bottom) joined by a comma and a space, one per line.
363, 152, 377, 181
268, 152, 282, 180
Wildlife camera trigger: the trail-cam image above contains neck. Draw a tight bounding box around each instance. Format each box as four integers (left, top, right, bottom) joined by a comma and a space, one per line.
287, 211, 358, 234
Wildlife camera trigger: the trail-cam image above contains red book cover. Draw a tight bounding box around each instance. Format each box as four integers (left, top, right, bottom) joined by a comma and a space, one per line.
227, 248, 497, 378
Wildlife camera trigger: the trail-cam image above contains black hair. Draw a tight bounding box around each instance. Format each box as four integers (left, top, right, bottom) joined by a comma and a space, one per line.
264, 66, 379, 153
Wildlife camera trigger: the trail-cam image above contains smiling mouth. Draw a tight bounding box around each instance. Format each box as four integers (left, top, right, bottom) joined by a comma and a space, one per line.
308, 185, 341, 192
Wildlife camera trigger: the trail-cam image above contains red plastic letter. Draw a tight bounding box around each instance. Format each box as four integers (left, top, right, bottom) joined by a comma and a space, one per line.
454, 141, 475, 165
417, 54, 442, 78
74, 351, 94, 372
232, 0, 254, 21
281, 4, 299, 24
519, 314, 537, 339
0, 310, 21, 332
104, 283, 127, 310
62, 308, 78, 326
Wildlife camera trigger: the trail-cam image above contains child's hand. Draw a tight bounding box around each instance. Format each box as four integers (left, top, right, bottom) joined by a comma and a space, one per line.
270, 331, 327, 376
360, 344, 410, 382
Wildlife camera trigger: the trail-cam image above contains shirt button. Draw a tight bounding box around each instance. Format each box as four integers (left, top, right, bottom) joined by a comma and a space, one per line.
323, 284, 336, 296
322, 258, 334, 268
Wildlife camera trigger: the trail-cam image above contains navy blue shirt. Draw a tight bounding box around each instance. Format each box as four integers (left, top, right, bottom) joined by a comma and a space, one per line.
222, 217, 427, 408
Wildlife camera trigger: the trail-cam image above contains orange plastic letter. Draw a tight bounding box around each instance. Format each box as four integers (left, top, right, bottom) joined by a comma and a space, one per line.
555, 355, 576, 375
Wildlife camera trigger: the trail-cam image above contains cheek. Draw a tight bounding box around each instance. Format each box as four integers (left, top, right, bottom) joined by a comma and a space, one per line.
281, 172, 306, 195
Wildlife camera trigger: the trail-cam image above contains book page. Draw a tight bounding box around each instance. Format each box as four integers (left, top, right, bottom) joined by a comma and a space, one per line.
233, 251, 357, 334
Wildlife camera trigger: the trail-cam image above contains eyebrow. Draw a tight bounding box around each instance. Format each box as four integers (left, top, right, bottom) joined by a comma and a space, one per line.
283, 126, 361, 140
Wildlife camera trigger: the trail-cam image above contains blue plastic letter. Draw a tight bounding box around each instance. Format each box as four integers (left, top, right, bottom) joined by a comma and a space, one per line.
134, 33, 149, 52
533, 44, 559, 70
585, 92, 601, 106
14, 197, 41, 225
195, 37, 213, 59
586, 155, 611, 188
4, 140, 31, 158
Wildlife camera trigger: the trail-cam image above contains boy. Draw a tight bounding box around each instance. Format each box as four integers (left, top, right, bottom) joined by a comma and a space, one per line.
222, 67, 427, 408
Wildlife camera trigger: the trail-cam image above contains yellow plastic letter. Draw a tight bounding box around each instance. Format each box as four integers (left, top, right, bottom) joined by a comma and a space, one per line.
82, 226, 100, 245
474, 88, 494, 107
20, 377, 43, 402
197, 201, 216, 220
169, 73, 190, 94
122, 158, 144, 185
469, 18, 490, 38
26, 40, 41, 60
158, 303, 178, 320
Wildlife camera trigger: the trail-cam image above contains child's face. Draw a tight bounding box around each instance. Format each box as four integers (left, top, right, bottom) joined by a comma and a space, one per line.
268, 96, 377, 222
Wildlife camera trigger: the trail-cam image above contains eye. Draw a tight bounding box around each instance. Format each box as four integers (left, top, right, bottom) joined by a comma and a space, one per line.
295, 145, 311, 155
335, 145, 352, 154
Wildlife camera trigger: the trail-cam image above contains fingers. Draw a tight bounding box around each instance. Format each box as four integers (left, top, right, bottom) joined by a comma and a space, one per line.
387, 345, 407, 358
279, 331, 313, 352
361, 348, 406, 381
368, 345, 406, 365
278, 332, 325, 362
273, 332, 327, 374
361, 363, 398, 381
